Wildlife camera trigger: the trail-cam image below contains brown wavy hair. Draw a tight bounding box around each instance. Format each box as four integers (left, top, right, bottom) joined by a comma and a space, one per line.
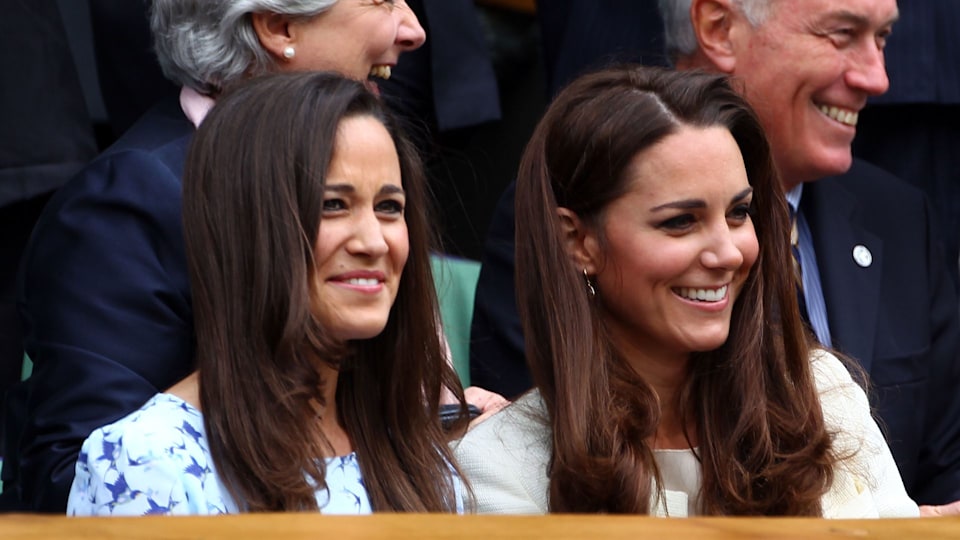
514, 66, 834, 515
182, 72, 466, 512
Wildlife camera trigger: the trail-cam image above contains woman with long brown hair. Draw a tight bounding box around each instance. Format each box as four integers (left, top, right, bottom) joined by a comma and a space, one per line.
453, 65, 918, 517
67, 71, 466, 515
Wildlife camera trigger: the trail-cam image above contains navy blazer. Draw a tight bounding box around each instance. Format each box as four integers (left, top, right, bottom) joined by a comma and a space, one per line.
470, 159, 960, 504
1, 96, 195, 512
802, 159, 960, 504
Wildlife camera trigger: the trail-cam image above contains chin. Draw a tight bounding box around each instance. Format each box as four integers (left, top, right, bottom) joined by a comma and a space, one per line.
688, 331, 731, 353
336, 321, 390, 342
810, 148, 854, 178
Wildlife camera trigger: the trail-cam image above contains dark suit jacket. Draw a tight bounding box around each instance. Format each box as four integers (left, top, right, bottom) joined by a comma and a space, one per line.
802, 159, 960, 504
1, 96, 195, 512
471, 159, 960, 504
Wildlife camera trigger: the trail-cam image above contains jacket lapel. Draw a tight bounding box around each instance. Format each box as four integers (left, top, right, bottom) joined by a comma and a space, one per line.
802, 173, 882, 374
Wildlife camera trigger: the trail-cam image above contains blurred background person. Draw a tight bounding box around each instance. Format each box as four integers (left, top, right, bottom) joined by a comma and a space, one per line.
0, 0, 97, 455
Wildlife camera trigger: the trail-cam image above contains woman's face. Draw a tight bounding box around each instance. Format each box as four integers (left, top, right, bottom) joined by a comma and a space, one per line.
311, 114, 409, 342
588, 126, 759, 362
285, 0, 426, 88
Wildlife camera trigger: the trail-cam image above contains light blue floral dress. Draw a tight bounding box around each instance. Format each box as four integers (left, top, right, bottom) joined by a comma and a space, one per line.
67, 394, 372, 516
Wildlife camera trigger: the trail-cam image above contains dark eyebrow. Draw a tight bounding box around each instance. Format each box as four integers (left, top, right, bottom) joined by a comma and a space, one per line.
649, 186, 753, 213
323, 183, 405, 196
650, 199, 705, 212
324, 183, 354, 194
379, 184, 405, 196
730, 187, 753, 204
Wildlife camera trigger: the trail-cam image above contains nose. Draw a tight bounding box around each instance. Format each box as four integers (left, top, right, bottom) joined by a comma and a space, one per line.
394, 1, 426, 51
701, 223, 746, 270
346, 211, 389, 257
845, 41, 889, 96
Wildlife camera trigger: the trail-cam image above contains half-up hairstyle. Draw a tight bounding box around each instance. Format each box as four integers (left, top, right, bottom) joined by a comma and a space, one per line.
183, 71, 465, 512
514, 65, 833, 515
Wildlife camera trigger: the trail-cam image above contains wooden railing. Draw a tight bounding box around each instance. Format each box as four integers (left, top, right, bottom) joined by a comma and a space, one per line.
1, 513, 959, 539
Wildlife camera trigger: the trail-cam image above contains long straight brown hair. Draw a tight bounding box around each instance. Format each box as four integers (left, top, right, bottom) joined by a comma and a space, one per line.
182, 72, 465, 512
514, 66, 834, 515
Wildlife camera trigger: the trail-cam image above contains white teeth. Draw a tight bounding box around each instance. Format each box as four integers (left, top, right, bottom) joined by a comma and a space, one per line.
817, 104, 858, 126
369, 65, 392, 80
346, 278, 379, 286
676, 286, 727, 302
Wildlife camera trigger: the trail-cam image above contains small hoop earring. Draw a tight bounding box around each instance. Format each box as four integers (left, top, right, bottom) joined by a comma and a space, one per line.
582, 269, 596, 298
282, 46, 296, 59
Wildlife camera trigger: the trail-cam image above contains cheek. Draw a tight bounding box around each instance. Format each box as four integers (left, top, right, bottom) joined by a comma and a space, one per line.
737, 226, 760, 273
313, 228, 341, 270
368, 19, 398, 53
387, 223, 410, 269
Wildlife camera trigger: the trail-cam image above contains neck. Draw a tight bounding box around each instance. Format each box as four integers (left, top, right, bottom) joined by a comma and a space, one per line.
611, 331, 694, 449
312, 359, 353, 457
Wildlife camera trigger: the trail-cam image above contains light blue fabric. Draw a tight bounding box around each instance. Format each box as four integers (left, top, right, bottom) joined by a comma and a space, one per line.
66, 394, 371, 516
786, 185, 833, 347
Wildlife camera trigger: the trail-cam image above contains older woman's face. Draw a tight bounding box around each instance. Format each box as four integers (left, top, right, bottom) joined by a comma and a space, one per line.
285, 0, 425, 89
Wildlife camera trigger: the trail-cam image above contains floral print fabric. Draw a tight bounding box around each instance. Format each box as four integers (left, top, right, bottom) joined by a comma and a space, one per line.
67, 394, 371, 515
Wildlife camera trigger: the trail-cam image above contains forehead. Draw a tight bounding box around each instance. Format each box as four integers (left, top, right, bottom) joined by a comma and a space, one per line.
768, 0, 899, 27
624, 126, 749, 196
328, 115, 401, 179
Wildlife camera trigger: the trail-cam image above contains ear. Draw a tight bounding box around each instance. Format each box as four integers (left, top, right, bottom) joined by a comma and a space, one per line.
690, 0, 738, 74
556, 207, 601, 275
250, 12, 294, 62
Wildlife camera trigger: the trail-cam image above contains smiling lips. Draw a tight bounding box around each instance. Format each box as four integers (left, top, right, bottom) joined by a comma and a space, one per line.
674, 285, 729, 303
816, 103, 859, 126
330, 271, 386, 291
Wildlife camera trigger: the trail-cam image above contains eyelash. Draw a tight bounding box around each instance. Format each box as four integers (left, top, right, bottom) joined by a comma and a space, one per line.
376, 199, 404, 215
730, 203, 753, 221
323, 198, 346, 212
659, 214, 696, 231
321, 198, 404, 215
657, 203, 753, 231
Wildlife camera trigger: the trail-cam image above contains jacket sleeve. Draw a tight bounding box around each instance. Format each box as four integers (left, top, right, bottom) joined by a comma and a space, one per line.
813, 350, 920, 518
910, 197, 960, 504
9, 147, 194, 512
451, 396, 549, 514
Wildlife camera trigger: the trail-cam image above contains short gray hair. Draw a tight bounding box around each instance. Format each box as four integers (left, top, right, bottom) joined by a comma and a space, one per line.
658, 0, 774, 62
150, 0, 339, 94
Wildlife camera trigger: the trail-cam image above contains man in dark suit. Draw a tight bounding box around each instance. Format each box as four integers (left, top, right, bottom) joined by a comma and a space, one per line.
470, 0, 960, 508
668, 0, 960, 508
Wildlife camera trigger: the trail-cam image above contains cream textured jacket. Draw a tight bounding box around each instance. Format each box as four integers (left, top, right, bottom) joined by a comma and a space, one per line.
452, 350, 919, 517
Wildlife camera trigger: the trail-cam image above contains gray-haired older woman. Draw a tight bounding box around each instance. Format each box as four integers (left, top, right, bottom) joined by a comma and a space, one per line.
2, 0, 423, 513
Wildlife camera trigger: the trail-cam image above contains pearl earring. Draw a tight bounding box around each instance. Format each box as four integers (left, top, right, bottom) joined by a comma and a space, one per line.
282, 46, 296, 59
